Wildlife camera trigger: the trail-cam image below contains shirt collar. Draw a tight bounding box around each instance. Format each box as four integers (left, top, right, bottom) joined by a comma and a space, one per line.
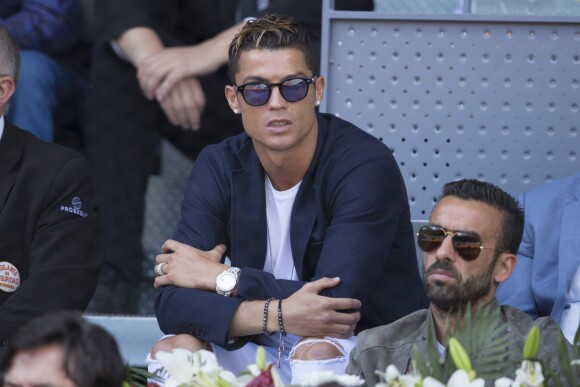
0, 116, 4, 141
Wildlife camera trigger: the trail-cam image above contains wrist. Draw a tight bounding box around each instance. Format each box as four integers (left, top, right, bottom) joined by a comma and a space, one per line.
216, 266, 240, 296
116, 27, 164, 66
266, 300, 279, 334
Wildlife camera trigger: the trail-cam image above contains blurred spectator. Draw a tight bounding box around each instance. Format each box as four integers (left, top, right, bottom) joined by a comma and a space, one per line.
0, 25, 102, 351
497, 173, 580, 343
0, 0, 91, 143
0, 310, 125, 387
83, 0, 373, 314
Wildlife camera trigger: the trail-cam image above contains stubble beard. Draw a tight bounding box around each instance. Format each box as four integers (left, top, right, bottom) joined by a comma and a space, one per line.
423, 259, 496, 313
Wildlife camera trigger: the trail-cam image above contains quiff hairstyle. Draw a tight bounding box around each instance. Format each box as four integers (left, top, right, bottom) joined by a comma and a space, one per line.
227, 14, 318, 82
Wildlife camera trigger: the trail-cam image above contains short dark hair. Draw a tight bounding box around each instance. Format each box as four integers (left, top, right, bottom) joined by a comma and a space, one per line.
0, 310, 125, 386
227, 14, 318, 82
0, 25, 20, 83
440, 179, 524, 255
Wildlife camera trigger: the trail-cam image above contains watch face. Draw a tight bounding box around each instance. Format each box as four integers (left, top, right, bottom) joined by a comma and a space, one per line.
217, 272, 236, 292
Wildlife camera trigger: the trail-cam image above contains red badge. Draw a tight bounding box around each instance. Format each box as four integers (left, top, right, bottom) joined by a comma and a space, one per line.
0, 261, 21, 293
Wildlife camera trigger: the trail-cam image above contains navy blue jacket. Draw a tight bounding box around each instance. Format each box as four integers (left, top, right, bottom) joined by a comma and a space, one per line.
155, 113, 427, 348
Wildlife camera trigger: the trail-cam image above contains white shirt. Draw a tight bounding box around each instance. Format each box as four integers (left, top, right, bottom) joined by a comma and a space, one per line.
264, 176, 300, 280
560, 263, 580, 343
0, 116, 5, 141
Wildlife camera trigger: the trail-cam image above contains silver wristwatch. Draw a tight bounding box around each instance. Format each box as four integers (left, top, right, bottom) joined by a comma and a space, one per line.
216, 267, 241, 297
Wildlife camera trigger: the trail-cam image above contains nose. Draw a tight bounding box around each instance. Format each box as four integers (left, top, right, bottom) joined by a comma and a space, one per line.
267, 85, 287, 109
434, 234, 457, 262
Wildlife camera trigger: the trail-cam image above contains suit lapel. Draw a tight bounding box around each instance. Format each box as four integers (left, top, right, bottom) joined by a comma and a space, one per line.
0, 124, 24, 212
230, 149, 268, 269
290, 117, 327, 279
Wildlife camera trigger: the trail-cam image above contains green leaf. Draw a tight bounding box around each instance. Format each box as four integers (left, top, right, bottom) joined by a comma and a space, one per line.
124, 365, 158, 387
522, 326, 540, 360
449, 304, 515, 380
256, 345, 267, 371
574, 324, 580, 359
449, 337, 472, 372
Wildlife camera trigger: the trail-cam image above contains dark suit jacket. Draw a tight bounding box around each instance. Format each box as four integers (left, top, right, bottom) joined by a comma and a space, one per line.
156, 113, 428, 348
0, 123, 102, 345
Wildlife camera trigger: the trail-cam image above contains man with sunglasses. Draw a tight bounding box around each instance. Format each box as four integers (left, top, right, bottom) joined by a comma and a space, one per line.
148, 14, 426, 383
84, 0, 373, 315
347, 179, 569, 385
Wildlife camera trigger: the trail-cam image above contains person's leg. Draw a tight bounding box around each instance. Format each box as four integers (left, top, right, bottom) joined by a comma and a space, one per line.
83, 43, 160, 314
6, 50, 74, 142
147, 334, 296, 385
289, 336, 357, 383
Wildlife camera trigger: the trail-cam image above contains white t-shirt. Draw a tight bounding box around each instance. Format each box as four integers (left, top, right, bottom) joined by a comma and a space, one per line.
560, 263, 580, 343
263, 175, 300, 281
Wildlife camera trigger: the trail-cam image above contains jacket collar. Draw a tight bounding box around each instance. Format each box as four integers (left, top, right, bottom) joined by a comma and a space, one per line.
0, 123, 24, 211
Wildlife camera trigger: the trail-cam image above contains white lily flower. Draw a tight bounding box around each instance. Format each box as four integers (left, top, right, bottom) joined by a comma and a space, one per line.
493, 360, 544, 387
422, 370, 483, 387
447, 370, 484, 387
494, 377, 516, 387
155, 348, 236, 387
421, 377, 446, 387
514, 360, 544, 387
295, 370, 365, 386
375, 364, 420, 386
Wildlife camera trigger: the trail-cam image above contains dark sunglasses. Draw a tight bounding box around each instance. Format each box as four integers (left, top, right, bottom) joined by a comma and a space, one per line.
417, 224, 506, 261
234, 76, 317, 106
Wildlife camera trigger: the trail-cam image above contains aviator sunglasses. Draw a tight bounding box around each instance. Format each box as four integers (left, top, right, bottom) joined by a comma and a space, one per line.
417, 224, 506, 261
234, 76, 317, 106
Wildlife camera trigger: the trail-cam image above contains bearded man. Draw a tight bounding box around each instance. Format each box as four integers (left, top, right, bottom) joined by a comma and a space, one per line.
347, 179, 571, 386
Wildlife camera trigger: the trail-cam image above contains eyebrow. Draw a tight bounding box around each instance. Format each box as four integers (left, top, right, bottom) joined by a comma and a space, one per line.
239, 72, 310, 84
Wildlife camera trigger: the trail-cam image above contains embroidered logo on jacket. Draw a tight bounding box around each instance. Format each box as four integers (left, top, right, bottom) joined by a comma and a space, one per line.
0, 261, 20, 293
60, 196, 88, 218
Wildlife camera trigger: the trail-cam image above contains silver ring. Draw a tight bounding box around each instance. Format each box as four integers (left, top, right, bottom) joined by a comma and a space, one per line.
154, 262, 166, 276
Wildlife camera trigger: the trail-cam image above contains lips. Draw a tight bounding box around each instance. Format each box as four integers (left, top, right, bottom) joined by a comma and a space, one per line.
425, 262, 460, 282
266, 118, 292, 130
428, 270, 456, 282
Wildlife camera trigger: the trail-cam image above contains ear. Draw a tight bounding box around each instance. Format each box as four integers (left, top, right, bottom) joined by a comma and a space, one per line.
224, 85, 240, 114
494, 252, 517, 284
0, 76, 15, 114
314, 76, 325, 106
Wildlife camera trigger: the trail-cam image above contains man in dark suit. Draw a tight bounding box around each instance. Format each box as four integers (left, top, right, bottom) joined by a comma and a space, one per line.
0, 26, 102, 351
148, 14, 426, 383
83, 0, 374, 314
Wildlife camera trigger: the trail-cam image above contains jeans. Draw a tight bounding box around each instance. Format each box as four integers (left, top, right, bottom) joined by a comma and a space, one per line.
6, 49, 85, 142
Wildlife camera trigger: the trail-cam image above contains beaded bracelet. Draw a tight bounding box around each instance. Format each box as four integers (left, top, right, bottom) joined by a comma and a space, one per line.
262, 298, 275, 336
277, 299, 286, 336
277, 299, 287, 367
